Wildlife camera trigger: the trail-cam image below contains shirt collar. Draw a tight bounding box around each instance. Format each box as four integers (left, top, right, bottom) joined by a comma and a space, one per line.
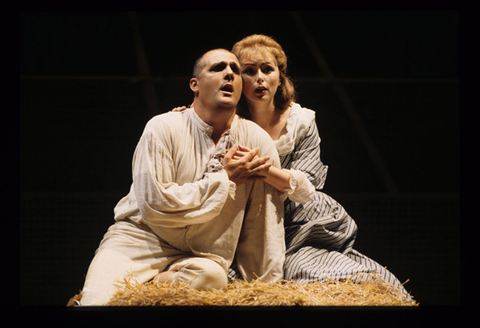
189, 107, 238, 137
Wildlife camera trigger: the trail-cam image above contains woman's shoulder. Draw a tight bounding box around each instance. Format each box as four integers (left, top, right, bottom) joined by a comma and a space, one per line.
287, 103, 317, 137
290, 102, 316, 124
274, 103, 316, 155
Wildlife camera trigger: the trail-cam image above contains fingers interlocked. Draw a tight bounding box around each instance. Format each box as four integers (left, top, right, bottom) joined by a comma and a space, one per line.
222, 145, 271, 185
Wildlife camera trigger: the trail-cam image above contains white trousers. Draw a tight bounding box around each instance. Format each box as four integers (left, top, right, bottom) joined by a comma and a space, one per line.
80, 220, 228, 306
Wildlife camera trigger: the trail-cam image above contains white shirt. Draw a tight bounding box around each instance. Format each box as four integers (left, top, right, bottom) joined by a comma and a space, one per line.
113, 108, 285, 282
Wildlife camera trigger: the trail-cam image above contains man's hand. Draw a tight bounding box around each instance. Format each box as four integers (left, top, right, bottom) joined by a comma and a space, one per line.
222, 145, 272, 185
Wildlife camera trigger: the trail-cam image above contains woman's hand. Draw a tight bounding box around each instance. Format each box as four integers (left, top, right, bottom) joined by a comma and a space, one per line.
231, 145, 271, 177
233, 146, 293, 192
171, 105, 191, 112
222, 145, 272, 185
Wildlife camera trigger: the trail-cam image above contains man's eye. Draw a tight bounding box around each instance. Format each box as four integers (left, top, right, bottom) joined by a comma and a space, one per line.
211, 63, 226, 72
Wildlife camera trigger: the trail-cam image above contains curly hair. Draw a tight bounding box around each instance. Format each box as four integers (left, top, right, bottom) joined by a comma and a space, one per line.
231, 34, 296, 114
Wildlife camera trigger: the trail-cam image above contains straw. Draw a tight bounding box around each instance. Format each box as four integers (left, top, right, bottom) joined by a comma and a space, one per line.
97, 273, 417, 306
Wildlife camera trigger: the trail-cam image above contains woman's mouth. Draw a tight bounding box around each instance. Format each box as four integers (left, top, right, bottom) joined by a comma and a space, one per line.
255, 86, 268, 95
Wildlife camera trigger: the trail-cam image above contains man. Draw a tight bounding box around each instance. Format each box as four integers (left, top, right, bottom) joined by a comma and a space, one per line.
79, 49, 285, 305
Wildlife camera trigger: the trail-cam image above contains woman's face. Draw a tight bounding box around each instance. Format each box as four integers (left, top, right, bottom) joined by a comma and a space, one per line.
239, 51, 281, 107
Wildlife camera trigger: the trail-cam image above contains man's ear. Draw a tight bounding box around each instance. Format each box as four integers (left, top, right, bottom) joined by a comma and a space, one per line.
190, 78, 199, 94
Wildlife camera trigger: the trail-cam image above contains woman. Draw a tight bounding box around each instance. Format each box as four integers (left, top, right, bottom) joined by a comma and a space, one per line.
175, 35, 408, 293
230, 34, 407, 292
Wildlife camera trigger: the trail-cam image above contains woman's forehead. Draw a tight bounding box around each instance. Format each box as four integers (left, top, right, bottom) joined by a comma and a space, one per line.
239, 48, 277, 65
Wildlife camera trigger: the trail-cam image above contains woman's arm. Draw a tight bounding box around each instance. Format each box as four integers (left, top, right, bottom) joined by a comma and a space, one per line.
234, 145, 291, 191
263, 166, 292, 192
262, 165, 316, 203
289, 120, 328, 190
234, 146, 315, 203
234, 118, 326, 203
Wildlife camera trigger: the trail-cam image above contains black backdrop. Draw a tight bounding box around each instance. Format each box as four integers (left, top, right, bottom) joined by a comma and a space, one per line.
19, 10, 463, 314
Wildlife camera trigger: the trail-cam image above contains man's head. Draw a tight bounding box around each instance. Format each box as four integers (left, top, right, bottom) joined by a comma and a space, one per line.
190, 49, 243, 111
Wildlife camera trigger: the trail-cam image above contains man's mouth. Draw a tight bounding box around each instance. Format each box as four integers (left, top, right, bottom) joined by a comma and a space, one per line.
220, 83, 234, 95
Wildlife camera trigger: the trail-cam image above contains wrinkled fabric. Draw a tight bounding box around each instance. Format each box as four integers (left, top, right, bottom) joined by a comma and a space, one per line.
115, 108, 284, 277
276, 103, 408, 293
81, 108, 285, 305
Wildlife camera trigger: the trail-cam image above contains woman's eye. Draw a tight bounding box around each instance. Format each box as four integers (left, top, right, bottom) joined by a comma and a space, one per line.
263, 66, 274, 74
243, 68, 255, 75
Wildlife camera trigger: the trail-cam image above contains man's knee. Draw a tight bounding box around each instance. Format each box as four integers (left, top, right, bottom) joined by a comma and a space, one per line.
189, 261, 228, 291
171, 257, 228, 291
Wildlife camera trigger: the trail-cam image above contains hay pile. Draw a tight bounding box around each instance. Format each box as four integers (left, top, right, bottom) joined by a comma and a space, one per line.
81, 273, 415, 306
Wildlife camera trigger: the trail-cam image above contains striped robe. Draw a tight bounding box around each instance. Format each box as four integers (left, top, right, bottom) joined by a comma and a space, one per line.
278, 103, 406, 291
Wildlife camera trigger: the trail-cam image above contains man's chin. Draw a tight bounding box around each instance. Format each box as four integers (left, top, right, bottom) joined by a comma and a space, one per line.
218, 99, 239, 109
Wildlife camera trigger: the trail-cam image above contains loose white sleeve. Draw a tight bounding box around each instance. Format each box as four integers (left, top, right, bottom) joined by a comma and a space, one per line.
284, 169, 316, 203
133, 131, 234, 228
234, 123, 285, 282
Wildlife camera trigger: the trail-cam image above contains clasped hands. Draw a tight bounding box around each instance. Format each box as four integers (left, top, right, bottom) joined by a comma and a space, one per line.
222, 145, 271, 185
171, 106, 271, 185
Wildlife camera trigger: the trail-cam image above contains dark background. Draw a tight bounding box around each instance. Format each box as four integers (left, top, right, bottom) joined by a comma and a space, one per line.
19, 10, 462, 310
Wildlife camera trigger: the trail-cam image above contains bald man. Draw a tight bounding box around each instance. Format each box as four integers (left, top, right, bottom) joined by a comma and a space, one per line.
79, 49, 285, 305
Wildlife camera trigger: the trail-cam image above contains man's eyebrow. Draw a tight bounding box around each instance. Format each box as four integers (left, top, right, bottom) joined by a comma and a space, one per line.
230, 62, 240, 73
209, 61, 240, 73
209, 61, 226, 70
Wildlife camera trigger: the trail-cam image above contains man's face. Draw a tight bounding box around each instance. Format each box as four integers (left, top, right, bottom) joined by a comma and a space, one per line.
191, 49, 243, 110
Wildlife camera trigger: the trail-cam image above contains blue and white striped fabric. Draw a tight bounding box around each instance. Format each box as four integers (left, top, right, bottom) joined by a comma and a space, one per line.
279, 103, 406, 292
228, 103, 409, 297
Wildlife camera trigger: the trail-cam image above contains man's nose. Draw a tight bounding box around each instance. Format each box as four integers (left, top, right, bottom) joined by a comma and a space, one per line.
225, 68, 234, 80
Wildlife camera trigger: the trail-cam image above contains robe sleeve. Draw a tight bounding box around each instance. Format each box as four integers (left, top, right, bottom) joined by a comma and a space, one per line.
132, 131, 234, 228
234, 129, 285, 282
288, 120, 328, 193
284, 169, 316, 203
